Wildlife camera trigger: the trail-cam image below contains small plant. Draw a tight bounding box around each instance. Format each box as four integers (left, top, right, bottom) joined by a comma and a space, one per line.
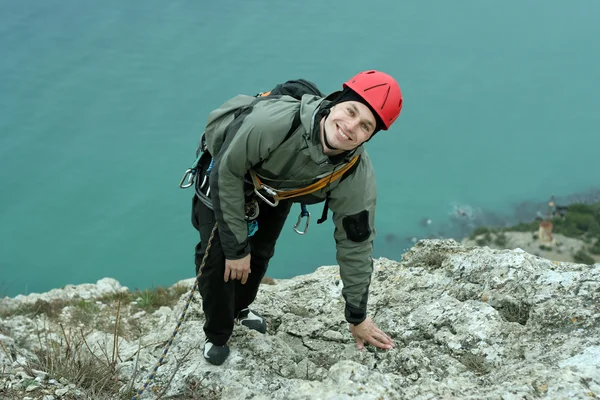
457, 352, 489, 376
573, 250, 596, 265
0, 299, 69, 319
20, 378, 37, 388
183, 375, 222, 400
132, 284, 190, 313
469, 226, 490, 240
494, 232, 508, 247
493, 300, 531, 325
476, 238, 488, 246
423, 251, 446, 269
70, 300, 101, 326
510, 221, 539, 232
474, 231, 494, 247
589, 238, 600, 255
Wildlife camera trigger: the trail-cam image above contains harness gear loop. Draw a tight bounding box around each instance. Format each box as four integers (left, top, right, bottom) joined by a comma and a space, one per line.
248, 155, 360, 205
293, 203, 310, 235
131, 223, 218, 400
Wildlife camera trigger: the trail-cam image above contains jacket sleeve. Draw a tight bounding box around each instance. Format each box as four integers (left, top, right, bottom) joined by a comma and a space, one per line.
208, 102, 297, 259
327, 153, 377, 325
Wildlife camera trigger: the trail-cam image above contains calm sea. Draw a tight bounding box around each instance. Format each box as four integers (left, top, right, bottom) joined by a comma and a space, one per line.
1, 0, 598, 297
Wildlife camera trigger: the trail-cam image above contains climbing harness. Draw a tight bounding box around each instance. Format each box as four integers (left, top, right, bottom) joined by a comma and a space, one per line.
248, 154, 360, 235
248, 155, 359, 206
131, 223, 218, 400
179, 138, 359, 237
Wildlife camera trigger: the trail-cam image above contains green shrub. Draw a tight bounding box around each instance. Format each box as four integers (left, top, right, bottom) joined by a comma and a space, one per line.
494, 232, 508, 247
566, 204, 595, 214
554, 213, 600, 238
510, 221, 539, 232
470, 226, 490, 239
573, 249, 596, 265
552, 201, 600, 239
131, 284, 190, 313
589, 238, 600, 255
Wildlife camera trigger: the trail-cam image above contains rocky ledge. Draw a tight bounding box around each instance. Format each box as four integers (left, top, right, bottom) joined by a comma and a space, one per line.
1, 239, 599, 399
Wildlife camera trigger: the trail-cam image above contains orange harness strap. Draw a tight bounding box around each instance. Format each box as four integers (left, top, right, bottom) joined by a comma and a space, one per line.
249, 155, 360, 206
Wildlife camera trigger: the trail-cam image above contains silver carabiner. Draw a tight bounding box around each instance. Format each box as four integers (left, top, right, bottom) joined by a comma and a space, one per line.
254, 186, 279, 207
179, 169, 196, 189
294, 211, 310, 235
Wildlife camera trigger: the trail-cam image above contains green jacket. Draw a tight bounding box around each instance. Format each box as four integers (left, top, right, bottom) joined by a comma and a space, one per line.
203, 94, 377, 324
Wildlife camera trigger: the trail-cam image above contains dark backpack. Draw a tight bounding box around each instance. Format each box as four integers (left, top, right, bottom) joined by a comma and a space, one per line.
260, 79, 324, 99
253, 79, 324, 143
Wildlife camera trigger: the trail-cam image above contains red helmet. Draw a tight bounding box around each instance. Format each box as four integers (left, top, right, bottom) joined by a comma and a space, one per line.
343, 70, 403, 130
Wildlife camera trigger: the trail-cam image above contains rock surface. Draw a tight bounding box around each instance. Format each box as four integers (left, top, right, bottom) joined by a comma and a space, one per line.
1, 239, 599, 399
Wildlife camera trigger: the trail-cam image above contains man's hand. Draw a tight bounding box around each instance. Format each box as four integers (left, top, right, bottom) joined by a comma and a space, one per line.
224, 254, 251, 284
349, 317, 395, 350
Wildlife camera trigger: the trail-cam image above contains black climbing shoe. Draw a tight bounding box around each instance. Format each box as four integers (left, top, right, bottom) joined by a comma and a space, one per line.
236, 308, 267, 334
203, 339, 230, 366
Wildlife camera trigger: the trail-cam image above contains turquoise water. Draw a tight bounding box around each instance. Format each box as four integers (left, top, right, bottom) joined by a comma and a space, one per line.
1, 0, 598, 297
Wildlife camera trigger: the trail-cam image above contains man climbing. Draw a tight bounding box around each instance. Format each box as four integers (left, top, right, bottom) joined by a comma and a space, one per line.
189, 70, 403, 365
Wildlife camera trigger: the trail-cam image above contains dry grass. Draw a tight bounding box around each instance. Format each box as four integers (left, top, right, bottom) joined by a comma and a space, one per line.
1, 301, 138, 399
1, 283, 196, 399
457, 352, 490, 376
31, 301, 136, 399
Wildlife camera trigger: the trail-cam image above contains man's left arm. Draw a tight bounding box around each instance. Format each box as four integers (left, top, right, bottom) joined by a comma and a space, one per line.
329, 154, 376, 325
328, 152, 394, 350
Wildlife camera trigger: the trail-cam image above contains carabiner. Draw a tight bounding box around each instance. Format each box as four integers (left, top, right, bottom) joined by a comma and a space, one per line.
179, 168, 196, 189
254, 186, 279, 207
245, 198, 260, 221
294, 209, 310, 235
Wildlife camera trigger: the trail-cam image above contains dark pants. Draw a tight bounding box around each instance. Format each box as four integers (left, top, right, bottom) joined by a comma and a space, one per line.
191, 194, 292, 345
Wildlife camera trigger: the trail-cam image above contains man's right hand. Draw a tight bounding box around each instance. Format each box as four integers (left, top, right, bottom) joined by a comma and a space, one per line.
224, 254, 251, 284
349, 317, 395, 350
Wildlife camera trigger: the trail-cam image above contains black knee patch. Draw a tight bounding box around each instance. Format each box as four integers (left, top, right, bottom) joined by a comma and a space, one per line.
342, 210, 371, 242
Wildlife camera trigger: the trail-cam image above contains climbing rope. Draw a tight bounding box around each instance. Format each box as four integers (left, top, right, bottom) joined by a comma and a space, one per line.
131, 223, 218, 400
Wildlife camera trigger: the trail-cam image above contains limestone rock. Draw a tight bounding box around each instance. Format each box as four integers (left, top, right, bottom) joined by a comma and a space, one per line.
1, 239, 598, 399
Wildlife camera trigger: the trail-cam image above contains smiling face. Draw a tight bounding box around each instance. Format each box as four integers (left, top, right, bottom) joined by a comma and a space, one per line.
320, 100, 378, 155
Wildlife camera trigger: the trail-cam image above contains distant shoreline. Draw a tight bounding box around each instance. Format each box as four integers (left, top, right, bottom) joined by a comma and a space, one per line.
461, 199, 600, 265
462, 231, 600, 265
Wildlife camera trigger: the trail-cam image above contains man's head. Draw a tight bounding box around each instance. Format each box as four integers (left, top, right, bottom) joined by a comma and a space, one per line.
320, 70, 403, 155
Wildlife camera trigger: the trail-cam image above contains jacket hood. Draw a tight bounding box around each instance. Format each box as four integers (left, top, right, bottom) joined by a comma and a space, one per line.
298, 94, 364, 165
